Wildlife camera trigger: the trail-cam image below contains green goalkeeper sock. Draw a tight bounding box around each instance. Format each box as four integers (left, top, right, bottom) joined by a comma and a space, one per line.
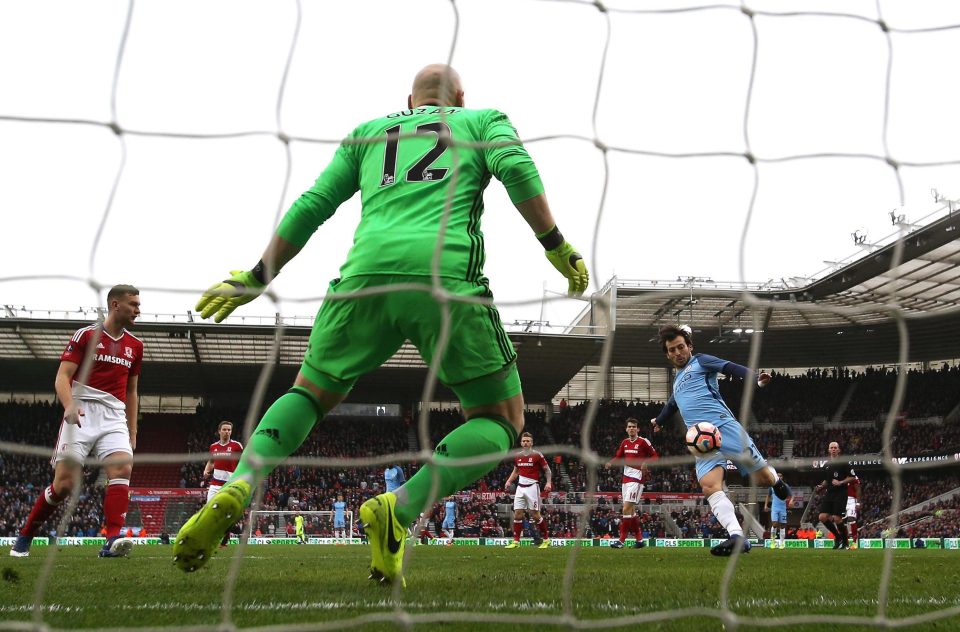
393, 415, 517, 525
229, 387, 324, 499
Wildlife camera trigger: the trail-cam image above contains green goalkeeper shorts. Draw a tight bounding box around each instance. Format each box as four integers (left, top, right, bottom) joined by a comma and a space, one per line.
299, 275, 521, 409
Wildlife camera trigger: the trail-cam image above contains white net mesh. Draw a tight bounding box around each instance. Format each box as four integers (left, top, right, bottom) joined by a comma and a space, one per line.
3, 0, 960, 629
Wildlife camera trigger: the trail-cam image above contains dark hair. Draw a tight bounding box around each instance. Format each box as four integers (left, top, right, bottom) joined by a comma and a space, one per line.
107, 284, 139, 303
218, 420, 233, 430
658, 324, 692, 353
625, 418, 638, 427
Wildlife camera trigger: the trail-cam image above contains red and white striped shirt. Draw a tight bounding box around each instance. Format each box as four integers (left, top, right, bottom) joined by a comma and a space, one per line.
61, 324, 143, 410
614, 437, 658, 483
514, 450, 548, 486
209, 440, 244, 485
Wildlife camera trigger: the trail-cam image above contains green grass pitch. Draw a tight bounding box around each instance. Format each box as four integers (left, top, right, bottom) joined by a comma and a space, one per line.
2, 546, 960, 630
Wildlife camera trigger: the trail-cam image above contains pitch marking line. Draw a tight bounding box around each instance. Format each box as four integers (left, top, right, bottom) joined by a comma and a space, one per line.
4, 596, 960, 615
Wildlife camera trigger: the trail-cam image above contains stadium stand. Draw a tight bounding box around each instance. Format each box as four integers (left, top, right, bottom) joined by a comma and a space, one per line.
2, 362, 959, 538
131, 413, 194, 487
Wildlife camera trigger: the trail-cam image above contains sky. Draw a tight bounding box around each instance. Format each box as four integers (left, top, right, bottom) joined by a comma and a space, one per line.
1, 0, 959, 332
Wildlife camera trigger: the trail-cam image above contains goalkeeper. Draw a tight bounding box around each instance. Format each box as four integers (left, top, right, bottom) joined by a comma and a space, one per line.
294, 513, 305, 545
173, 64, 589, 585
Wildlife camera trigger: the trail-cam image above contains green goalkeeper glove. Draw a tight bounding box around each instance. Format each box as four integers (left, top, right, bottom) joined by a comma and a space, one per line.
538, 226, 589, 296
196, 269, 266, 323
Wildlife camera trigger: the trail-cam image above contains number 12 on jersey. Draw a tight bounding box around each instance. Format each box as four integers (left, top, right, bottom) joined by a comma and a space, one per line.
380, 122, 452, 187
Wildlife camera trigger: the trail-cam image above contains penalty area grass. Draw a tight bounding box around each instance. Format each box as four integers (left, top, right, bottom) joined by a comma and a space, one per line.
2, 545, 960, 631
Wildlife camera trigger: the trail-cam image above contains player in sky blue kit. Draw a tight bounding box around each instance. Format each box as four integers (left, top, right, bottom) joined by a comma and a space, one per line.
384, 465, 405, 493
651, 324, 791, 556
441, 497, 457, 539
764, 475, 791, 549
333, 495, 347, 539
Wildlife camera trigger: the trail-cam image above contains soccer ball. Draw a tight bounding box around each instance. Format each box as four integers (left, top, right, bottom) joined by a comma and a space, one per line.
685, 422, 722, 455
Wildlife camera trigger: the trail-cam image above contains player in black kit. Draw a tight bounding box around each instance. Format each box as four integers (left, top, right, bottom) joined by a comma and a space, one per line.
815, 441, 856, 549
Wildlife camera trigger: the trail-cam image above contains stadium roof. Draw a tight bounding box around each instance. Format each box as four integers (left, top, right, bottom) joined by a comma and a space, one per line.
570, 210, 960, 368
3, 210, 958, 402
0, 317, 604, 405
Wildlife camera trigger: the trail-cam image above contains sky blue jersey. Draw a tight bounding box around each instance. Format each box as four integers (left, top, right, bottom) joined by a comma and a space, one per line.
384, 465, 405, 492
655, 354, 769, 481
768, 489, 787, 514
333, 501, 346, 521
443, 500, 457, 525
655, 354, 753, 429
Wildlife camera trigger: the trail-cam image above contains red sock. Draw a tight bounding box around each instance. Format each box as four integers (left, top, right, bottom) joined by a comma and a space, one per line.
104, 479, 130, 538
619, 518, 627, 543
631, 516, 641, 540
537, 517, 548, 539
513, 520, 523, 542
850, 522, 858, 541
19, 485, 64, 537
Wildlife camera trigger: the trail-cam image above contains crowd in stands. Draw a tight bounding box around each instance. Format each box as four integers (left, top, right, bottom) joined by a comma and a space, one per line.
419, 496, 505, 538
792, 422, 960, 458
848, 473, 960, 534
839, 365, 960, 422
718, 364, 960, 424
0, 402, 108, 537
0, 469, 104, 538
672, 506, 741, 539
2, 362, 959, 538
465, 499, 669, 540
586, 505, 666, 539
874, 498, 960, 539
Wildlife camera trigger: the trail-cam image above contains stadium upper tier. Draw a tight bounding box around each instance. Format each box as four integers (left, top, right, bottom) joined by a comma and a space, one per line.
569, 210, 960, 368
0, 316, 603, 403
3, 211, 959, 400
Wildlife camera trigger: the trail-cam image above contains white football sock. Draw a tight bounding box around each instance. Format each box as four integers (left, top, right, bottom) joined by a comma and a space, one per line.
707, 491, 743, 537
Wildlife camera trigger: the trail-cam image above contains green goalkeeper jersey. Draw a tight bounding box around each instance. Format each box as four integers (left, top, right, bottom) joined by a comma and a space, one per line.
277, 106, 544, 282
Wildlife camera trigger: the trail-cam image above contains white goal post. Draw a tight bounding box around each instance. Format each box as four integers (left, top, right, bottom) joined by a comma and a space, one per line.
249, 510, 354, 540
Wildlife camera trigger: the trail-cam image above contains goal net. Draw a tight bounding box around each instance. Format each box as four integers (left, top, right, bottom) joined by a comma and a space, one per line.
249, 510, 355, 542
2, 0, 960, 630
